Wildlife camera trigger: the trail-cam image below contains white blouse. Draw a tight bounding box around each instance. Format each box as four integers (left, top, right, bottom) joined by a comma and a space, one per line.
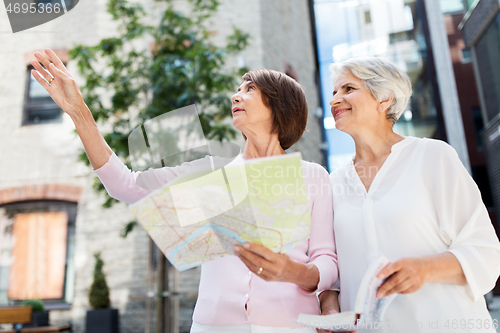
330, 136, 500, 333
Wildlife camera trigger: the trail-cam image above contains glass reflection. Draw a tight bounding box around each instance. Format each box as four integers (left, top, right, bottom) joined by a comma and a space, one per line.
314, 0, 441, 171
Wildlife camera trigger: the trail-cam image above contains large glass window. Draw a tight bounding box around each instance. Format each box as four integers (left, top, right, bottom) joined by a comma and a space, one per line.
474, 12, 500, 123
464, 0, 477, 11
314, 0, 442, 171
439, 0, 465, 13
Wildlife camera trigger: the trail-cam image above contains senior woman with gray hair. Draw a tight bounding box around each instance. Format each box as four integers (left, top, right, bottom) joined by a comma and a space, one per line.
319, 57, 500, 333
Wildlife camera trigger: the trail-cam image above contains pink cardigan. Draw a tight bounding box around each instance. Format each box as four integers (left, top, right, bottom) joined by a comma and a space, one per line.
94, 153, 337, 327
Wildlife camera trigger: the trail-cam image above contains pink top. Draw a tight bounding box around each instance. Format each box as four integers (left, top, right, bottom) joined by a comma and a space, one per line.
94, 153, 337, 327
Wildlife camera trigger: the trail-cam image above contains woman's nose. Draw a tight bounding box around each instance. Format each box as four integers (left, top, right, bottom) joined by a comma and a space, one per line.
330, 92, 343, 106
231, 93, 241, 104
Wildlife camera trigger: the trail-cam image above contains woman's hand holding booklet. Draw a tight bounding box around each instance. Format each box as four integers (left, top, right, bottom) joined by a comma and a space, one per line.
298, 256, 396, 332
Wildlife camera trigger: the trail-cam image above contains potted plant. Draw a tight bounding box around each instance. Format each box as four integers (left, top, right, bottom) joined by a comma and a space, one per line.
21, 299, 49, 327
85, 252, 119, 333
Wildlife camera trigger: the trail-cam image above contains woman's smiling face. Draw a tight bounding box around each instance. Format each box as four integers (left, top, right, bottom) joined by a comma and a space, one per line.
330, 71, 381, 133
231, 80, 273, 134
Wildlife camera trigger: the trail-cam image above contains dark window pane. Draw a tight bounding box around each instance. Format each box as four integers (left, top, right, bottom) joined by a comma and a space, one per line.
23, 67, 62, 125
472, 107, 484, 148
475, 13, 500, 122
472, 166, 494, 208
462, 48, 472, 62
27, 107, 62, 124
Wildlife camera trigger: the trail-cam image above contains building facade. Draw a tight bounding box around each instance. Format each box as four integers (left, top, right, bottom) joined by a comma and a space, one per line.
314, 0, 448, 171
0, 1, 324, 332
460, 0, 500, 294
313, 0, 499, 293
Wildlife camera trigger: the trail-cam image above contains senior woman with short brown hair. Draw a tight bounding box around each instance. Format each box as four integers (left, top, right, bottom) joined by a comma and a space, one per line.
319, 57, 500, 333
31, 49, 337, 333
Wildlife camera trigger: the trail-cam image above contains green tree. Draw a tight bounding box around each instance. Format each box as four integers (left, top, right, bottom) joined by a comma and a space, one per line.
69, 0, 250, 215
89, 253, 111, 309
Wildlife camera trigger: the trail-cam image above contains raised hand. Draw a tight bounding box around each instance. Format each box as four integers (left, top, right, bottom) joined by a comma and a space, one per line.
31, 48, 113, 169
31, 49, 85, 118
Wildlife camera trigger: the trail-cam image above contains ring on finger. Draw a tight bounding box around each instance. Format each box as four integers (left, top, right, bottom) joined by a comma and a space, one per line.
257, 267, 263, 275
48, 77, 54, 84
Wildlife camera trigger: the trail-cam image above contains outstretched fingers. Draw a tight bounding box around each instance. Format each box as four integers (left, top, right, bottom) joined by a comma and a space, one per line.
31, 59, 54, 84
44, 49, 70, 74
33, 52, 58, 80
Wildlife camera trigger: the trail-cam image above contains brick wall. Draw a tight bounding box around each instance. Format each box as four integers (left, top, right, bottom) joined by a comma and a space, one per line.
0, 184, 83, 204
0, 0, 151, 330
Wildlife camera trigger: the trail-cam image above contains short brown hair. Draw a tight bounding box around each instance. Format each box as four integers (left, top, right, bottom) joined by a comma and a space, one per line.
241, 69, 308, 150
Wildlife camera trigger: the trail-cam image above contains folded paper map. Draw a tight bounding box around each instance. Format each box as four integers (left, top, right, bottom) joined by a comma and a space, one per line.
297, 256, 397, 331
129, 153, 311, 271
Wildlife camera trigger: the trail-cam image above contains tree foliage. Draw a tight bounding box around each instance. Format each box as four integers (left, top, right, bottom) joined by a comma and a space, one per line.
89, 252, 111, 309
69, 0, 250, 209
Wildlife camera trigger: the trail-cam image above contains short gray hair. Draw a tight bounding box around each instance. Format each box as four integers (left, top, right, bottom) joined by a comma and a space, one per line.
329, 57, 412, 124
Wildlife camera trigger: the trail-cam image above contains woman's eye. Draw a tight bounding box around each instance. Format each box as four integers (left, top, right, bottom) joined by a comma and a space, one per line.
248, 86, 255, 91
346, 86, 354, 92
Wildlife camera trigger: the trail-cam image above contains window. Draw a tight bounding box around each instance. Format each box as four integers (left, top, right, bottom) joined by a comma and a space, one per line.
9, 212, 67, 300
439, 0, 465, 13
23, 66, 62, 125
475, 12, 500, 122
472, 107, 484, 149
364, 10, 371, 24
0, 201, 76, 307
464, 0, 476, 11
461, 48, 472, 63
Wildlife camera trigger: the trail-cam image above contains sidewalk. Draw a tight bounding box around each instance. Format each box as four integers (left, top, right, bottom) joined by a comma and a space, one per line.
490, 296, 500, 332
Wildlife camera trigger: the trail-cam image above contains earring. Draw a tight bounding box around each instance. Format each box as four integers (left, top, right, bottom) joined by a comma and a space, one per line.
379, 107, 382, 111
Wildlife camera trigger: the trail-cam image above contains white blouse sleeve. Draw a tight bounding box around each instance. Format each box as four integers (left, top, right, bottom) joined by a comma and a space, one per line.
425, 140, 500, 302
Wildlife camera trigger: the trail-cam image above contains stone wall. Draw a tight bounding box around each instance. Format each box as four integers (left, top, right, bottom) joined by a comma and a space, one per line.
260, 0, 324, 165
0, 0, 151, 330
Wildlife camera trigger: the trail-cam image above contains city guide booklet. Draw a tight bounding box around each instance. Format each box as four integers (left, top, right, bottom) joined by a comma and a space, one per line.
129, 153, 311, 271
297, 256, 397, 331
